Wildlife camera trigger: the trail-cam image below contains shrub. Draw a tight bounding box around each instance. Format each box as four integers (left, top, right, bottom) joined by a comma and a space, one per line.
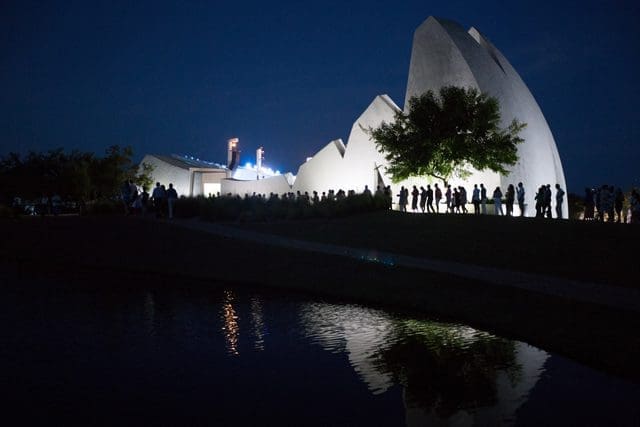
84, 198, 122, 216
0, 204, 17, 219
173, 192, 385, 223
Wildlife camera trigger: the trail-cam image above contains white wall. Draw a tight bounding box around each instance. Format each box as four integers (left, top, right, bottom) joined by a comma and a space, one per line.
221, 175, 292, 196
140, 155, 191, 197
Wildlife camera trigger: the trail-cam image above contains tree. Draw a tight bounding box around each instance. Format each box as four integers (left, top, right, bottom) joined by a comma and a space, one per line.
370, 86, 525, 187
135, 162, 155, 191
89, 145, 136, 198
0, 145, 140, 203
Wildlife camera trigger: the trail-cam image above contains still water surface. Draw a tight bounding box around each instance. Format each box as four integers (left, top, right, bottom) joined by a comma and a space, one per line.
1, 276, 639, 426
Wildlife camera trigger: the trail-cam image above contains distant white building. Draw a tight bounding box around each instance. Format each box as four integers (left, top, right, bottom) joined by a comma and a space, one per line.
140, 154, 228, 197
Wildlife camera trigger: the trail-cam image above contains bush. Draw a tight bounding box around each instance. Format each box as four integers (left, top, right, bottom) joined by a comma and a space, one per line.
173, 192, 385, 223
0, 204, 17, 219
84, 198, 122, 216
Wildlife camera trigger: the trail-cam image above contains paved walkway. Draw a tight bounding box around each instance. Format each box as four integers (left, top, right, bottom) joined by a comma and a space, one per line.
173, 219, 640, 313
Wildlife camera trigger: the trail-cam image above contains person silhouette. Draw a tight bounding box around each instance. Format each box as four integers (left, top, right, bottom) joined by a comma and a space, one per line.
419, 186, 427, 213
411, 185, 419, 212
517, 182, 525, 217
506, 184, 515, 217
434, 184, 442, 213
493, 187, 503, 216
472, 184, 480, 215
555, 184, 565, 219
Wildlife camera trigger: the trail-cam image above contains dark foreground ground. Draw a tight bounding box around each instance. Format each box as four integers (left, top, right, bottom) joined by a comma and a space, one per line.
1, 214, 639, 383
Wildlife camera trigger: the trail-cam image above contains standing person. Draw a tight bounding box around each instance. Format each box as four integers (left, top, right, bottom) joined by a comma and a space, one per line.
459, 186, 468, 214
141, 187, 150, 216
595, 186, 603, 221
600, 185, 610, 222
607, 186, 615, 222
419, 186, 427, 213
161, 185, 169, 216
544, 184, 552, 218
517, 182, 526, 217
167, 183, 178, 219
493, 187, 503, 215
453, 188, 461, 213
151, 182, 165, 218
445, 185, 452, 213
434, 184, 442, 213
129, 180, 138, 202
426, 185, 435, 213
555, 184, 565, 219
614, 188, 625, 223
384, 186, 392, 209
630, 189, 640, 224
472, 184, 480, 215
128, 180, 139, 214
535, 186, 545, 218
411, 186, 419, 212
397, 186, 407, 212
403, 187, 409, 212
505, 184, 515, 217
584, 188, 594, 220
480, 184, 487, 214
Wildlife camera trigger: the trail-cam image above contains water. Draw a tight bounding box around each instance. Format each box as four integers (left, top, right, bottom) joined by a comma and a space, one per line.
1, 275, 639, 426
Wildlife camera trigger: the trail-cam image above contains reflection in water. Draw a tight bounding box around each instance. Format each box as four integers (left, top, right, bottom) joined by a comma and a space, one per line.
299, 302, 548, 426
5, 277, 637, 426
299, 302, 395, 393
221, 289, 240, 355
250, 297, 265, 351
143, 292, 156, 338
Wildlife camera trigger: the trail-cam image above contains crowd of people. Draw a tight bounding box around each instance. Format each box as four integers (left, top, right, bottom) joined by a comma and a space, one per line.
121, 180, 178, 219
119, 179, 640, 224
396, 181, 567, 219
582, 185, 640, 224
217, 185, 393, 209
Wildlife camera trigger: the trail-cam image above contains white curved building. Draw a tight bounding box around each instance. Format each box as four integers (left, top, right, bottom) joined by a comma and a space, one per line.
403, 17, 567, 217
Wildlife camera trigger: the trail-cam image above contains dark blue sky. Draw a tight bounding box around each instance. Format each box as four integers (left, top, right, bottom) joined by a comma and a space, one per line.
1, 0, 638, 191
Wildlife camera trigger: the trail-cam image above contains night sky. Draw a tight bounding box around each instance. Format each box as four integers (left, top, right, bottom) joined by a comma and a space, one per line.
1, 0, 638, 192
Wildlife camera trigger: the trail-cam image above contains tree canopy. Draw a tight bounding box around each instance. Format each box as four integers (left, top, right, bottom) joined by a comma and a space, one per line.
370, 86, 525, 186
0, 145, 154, 203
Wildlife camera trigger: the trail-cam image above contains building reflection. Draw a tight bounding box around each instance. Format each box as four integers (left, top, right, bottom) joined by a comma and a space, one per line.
250, 297, 265, 351
221, 289, 240, 355
298, 302, 548, 426
298, 302, 395, 394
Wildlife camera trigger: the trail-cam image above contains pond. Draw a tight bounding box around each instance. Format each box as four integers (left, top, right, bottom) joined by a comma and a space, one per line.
1, 275, 638, 426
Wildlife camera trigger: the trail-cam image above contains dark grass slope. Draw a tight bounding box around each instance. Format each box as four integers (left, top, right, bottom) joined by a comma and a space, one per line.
234, 210, 640, 288
1, 215, 639, 383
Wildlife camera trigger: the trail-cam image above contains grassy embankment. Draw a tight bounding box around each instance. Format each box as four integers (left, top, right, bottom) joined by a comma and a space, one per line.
234, 210, 639, 288
1, 213, 639, 383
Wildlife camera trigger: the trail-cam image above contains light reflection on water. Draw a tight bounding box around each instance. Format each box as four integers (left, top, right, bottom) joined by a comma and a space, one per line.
250, 297, 265, 351
2, 279, 639, 426
221, 289, 240, 355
